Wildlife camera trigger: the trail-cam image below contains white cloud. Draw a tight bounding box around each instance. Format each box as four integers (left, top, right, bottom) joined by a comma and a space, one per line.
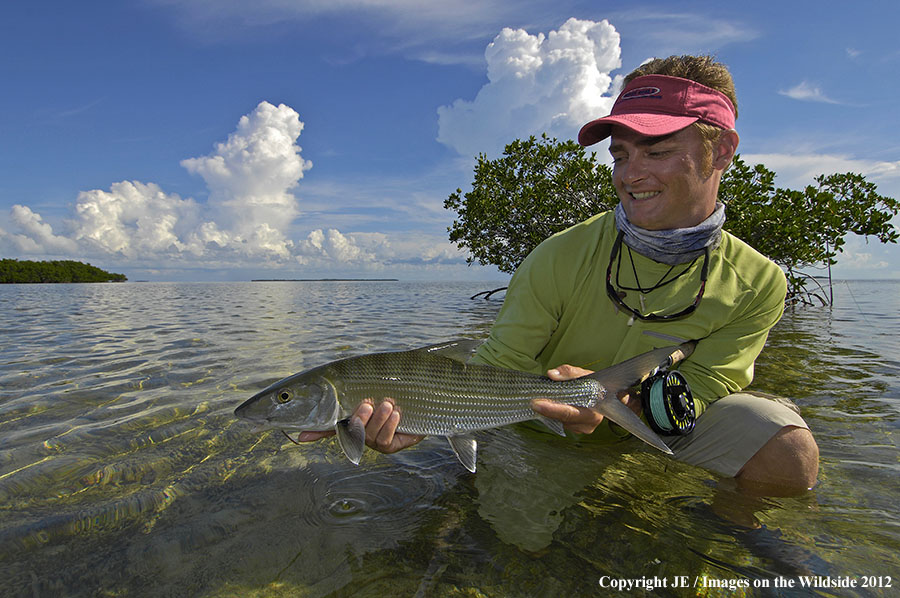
2, 205, 79, 254
155, 0, 532, 51
291, 228, 470, 270
610, 11, 758, 54
296, 228, 375, 265
437, 17, 622, 158
70, 181, 201, 257
181, 101, 312, 259
742, 152, 900, 190
1, 100, 476, 277
778, 81, 841, 104
838, 250, 888, 270
2, 101, 315, 265
830, 234, 899, 279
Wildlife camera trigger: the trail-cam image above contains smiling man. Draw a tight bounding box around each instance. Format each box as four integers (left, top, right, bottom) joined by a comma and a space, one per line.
476, 55, 819, 494
301, 55, 819, 495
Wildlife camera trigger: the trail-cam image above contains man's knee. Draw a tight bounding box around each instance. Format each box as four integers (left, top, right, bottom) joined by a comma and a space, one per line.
736, 426, 819, 494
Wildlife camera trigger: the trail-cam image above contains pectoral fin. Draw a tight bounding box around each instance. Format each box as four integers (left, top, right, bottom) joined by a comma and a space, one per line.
536, 415, 567, 437
595, 397, 673, 455
336, 417, 366, 465
446, 435, 478, 473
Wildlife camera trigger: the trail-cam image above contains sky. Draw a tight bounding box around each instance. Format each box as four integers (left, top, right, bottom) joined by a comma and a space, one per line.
2, 0, 899, 282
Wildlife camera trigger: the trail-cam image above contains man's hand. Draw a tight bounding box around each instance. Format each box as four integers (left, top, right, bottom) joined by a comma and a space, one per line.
531, 364, 641, 434
293, 399, 424, 454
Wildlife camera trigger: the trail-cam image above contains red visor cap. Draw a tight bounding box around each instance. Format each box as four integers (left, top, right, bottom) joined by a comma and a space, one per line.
578, 74, 736, 146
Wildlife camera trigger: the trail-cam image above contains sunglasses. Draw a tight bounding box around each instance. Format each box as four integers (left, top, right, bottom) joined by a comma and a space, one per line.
605, 231, 708, 322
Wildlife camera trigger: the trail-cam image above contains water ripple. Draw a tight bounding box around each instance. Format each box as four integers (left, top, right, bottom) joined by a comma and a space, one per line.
1, 281, 897, 597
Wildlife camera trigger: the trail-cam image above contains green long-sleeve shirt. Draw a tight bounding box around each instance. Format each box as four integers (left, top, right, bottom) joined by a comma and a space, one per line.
471, 211, 787, 416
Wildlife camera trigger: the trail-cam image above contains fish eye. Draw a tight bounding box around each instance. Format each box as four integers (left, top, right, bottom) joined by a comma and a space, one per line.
276, 388, 294, 404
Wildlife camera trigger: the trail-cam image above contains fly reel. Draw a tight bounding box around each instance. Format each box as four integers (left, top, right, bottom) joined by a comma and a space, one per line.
640, 370, 696, 436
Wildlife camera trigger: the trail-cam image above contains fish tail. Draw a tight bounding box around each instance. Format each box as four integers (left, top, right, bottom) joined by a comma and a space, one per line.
586, 342, 696, 391
586, 341, 697, 454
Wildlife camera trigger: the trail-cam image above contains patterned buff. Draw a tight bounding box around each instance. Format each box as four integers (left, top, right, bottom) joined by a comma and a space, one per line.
613, 202, 726, 265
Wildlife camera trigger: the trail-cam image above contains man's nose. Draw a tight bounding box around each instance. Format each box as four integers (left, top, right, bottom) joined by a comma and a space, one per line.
618, 155, 648, 185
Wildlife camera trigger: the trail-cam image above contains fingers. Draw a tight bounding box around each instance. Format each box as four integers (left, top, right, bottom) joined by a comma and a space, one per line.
617, 390, 643, 416
295, 430, 335, 442
532, 399, 605, 434
547, 364, 594, 381
287, 399, 423, 454
354, 399, 423, 454
540, 364, 603, 433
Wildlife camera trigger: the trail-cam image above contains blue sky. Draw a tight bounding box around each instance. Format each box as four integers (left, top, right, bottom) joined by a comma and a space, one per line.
2, 0, 898, 281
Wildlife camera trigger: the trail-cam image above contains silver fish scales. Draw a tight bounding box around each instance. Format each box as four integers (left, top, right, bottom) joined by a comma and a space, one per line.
323, 348, 601, 436
235, 339, 696, 472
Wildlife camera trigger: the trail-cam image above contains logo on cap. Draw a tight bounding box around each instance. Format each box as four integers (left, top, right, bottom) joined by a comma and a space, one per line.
621, 86, 661, 100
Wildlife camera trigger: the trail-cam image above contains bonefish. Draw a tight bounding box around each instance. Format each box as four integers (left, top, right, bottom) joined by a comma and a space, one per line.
235, 340, 695, 472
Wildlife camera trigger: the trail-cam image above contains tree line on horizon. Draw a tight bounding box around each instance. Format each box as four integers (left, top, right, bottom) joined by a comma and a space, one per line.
0, 259, 127, 283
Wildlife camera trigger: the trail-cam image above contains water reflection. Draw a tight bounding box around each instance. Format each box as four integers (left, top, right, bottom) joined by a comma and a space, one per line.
1, 281, 897, 597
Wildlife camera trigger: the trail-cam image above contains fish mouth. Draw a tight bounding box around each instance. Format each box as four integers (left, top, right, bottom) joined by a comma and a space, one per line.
234, 394, 271, 421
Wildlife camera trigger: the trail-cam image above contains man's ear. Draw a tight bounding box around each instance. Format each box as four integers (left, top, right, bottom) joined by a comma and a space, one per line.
713, 129, 740, 170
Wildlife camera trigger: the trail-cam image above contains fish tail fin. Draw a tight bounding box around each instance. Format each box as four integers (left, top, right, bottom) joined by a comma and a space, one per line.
586, 342, 697, 455
594, 396, 673, 454
586, 342, 696, 391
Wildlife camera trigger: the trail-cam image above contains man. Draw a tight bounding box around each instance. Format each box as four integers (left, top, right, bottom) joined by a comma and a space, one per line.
302, 55, 818, 494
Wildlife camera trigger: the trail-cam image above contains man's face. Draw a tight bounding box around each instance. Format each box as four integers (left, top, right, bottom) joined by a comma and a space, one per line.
608, 125, 724, 231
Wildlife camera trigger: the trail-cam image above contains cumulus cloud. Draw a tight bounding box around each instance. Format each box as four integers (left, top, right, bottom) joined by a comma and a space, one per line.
2, 101, 320, 265
71, 181, 201, 257
778, 81, 841, 104
1, 100, 469, 275
437, 18, 623, 158
3, 205, 79, 254
181, 101, 312, 259
297, 229, 376, 265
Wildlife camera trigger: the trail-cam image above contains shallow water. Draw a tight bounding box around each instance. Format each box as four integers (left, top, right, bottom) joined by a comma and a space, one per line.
1, 280, 897, 597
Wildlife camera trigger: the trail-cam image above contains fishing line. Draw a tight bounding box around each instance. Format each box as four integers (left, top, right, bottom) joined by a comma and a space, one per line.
640, 371, 696, 435
843, 281, 873, 327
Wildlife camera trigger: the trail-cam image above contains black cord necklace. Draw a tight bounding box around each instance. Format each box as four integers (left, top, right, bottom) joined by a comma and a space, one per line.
606, 231, 710, 322
615, 237, 701, 295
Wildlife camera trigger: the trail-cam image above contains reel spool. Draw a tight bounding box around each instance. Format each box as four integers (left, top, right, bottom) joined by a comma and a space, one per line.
640, 370, 696, 436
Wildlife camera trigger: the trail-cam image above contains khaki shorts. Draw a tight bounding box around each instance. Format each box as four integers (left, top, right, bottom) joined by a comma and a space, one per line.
472, 392, 809, 551
666, 391, 810, 477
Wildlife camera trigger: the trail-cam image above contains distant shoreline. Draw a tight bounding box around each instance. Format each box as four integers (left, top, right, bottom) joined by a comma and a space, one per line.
1, 259, 127, 283
251, 278, 399, 282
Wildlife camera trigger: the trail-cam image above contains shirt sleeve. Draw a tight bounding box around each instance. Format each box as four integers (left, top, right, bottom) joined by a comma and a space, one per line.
678, 262, 787, 412
470, 237, 571, 374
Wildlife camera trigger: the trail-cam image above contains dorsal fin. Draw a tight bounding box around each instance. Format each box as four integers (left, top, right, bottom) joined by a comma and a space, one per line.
417, 339, 483, 363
